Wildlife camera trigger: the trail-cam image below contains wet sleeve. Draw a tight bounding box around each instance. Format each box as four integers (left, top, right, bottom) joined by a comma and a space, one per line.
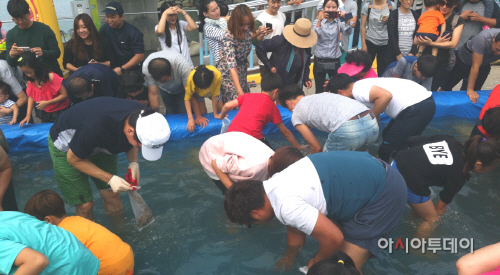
279, 197, 320, 235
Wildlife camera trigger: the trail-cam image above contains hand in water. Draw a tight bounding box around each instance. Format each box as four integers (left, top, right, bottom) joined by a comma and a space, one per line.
274, 256, 295, 272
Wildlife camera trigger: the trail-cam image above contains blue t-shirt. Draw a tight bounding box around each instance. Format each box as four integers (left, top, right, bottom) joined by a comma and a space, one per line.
49, 97, 146, 159
308, 151, 387, 222
63, 63, 120, 105
99, 21, 144, 70
0, 211, 99, 275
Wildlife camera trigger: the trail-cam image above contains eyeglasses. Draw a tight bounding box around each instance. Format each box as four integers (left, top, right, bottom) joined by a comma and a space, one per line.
439, 1, 454, 8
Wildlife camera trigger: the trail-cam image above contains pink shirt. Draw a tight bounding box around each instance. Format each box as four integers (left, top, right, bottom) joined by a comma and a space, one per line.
199, 132, 274, 182
481, 266, 500, 275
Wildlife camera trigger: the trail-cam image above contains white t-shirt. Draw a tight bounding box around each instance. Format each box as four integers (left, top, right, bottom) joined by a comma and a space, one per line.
352, 78, 432, 119
255, 11, 286, 66
264, 157, 327, 235
155, 21, 194, 69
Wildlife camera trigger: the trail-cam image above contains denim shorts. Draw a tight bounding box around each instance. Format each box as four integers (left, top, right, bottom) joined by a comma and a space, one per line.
391, 160, 430, 204
323, 112, 379, 152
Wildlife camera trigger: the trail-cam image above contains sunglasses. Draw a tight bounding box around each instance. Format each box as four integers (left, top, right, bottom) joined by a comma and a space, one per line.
439, 1, 454, 8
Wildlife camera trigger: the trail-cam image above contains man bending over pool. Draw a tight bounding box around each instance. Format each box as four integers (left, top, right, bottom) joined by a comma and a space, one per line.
48, 97, 170, 221
224, 151, 407, 272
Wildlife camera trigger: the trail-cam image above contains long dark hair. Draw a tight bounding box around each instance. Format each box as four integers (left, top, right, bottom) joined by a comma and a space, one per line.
463, 135, 500, 180
307, 251, 360, 275
159, 1, 183, 53
17, 52, 50, 83
69, 13, 103, 62
198, 0, 217, 32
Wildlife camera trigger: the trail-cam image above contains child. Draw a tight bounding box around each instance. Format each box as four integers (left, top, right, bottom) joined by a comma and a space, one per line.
185, 65, 222, 132
204, 3, 229, 31
120, 71, 150, 107
17, 52, 70, 125
415, 0, 446, 57
0, 80, 19, 125
0, 211, 100, 275
307, 251, 361, 275
217, 72, 304, 150
24, 190, 135, 275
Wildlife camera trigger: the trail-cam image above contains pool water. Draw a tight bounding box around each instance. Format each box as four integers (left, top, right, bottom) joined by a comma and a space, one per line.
10, 116, 500, 275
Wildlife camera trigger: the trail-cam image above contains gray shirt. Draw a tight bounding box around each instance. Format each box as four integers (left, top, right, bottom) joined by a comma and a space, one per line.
398, 9, 416, 56
458, 0, 486, 48
292, 93, 368, 133
143, 51, 191, 94
0, 60, 24, 96
457, 28, 500, 66
312, 19, 352, 59
317, 0, 357, 50
362, 1, 396, 45
382, 57, 433, 90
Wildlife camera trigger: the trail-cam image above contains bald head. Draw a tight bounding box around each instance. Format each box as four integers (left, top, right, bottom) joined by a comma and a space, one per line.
68, 76, 92, 100
148, 58, 172, 82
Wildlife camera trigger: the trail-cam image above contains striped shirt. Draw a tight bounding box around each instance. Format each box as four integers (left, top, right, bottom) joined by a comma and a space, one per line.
0, 99, 15, 125
312, 19, 352, 59
204, 23, 225, 64
397, 9, 416, 56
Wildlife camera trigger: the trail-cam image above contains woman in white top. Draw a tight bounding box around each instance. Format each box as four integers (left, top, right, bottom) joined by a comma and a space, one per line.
156, 2, 197, 69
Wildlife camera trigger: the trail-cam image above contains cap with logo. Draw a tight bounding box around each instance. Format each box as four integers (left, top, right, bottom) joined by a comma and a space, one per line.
136, 111, 170, 161
102, 1, 124, 14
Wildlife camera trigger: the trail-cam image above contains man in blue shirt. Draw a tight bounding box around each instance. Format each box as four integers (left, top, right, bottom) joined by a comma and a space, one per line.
64, 63, 120, 105
99, 1, 145, 76
224, 151, 407, 273
0, 211, 99, 275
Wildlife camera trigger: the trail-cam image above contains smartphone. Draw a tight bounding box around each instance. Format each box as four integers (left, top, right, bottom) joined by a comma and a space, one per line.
380, 14, 389, 21
88, 59, 95, 64
340, 12, 354, 22
18, 46, 30, 52
266, 23, 273, 30
327, 11, 338, 19
442, 31, 452, 38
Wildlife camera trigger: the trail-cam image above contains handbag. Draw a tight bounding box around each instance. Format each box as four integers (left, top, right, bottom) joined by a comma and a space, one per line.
315, 58, 338, 72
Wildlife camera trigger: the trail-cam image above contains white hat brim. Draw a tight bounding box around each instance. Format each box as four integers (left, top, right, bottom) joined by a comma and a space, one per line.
142, 145, 163, 161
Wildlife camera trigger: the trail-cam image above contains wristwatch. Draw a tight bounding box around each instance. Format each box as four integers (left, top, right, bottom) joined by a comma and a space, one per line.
120, 66, 125, 72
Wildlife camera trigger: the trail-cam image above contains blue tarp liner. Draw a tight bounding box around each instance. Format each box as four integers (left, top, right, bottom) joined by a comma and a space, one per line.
1, 90, 490, 153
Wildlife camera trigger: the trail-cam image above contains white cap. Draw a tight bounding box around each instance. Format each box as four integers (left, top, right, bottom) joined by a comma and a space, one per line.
136, 111, 170, 161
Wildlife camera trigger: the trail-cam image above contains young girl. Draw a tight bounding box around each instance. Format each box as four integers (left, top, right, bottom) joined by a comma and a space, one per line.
392, 135, 500, 237
184, 65, 222, 133
120, 71, 149, 108
18, 52, 70, 125
307, 251, 361, 275
156, 2, 197, 69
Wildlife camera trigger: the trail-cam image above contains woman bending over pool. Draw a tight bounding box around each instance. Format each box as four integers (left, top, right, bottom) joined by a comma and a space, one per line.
199, 132, 303, 194
392, 135, 500, 238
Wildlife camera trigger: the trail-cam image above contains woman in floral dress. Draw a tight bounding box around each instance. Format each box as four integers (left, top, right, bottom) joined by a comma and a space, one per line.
218, 4, 265, 103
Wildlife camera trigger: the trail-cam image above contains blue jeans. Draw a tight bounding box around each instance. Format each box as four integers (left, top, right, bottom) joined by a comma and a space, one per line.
159, 89, 187, 114
323, 113, 379, 152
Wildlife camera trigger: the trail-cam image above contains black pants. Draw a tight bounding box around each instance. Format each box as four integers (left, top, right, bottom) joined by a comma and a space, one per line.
212, 179, 227, 195
366, 40, 390, 77
313, 57, 340, 94
2, 180, 18, 211
470, 119, 487, 138
260, 137, 274, 150
431, 62, 449, 91
378, 96, 436, 162
442, 55, 491, 91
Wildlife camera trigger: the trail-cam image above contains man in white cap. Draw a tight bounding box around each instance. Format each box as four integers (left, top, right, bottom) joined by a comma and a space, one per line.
48, 97, 170, 221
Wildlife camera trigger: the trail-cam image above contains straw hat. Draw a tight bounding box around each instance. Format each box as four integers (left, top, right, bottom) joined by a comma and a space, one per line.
283, 18, 317, 48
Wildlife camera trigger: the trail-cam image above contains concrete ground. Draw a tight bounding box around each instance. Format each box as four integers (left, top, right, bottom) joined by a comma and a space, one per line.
203, 65, 500, 113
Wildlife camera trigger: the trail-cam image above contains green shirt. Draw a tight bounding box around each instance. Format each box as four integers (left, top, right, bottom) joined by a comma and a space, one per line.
6, 22, 62, 76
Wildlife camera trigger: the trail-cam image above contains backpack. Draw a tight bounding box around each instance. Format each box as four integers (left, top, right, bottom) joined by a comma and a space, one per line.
366, 0, 394, 29
447, 14, 460, 71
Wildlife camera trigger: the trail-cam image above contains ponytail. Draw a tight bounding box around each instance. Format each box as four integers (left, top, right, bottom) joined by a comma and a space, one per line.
193, 65, 215, 89
463, 135, 500, 180
198, 0, 216, 32
307, 251, 360, 275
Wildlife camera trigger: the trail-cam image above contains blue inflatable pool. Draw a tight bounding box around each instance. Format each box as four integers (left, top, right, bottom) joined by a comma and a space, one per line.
1, 90, 489, 153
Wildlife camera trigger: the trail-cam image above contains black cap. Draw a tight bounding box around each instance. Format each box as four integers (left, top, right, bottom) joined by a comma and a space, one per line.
102, 1, 124, 14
